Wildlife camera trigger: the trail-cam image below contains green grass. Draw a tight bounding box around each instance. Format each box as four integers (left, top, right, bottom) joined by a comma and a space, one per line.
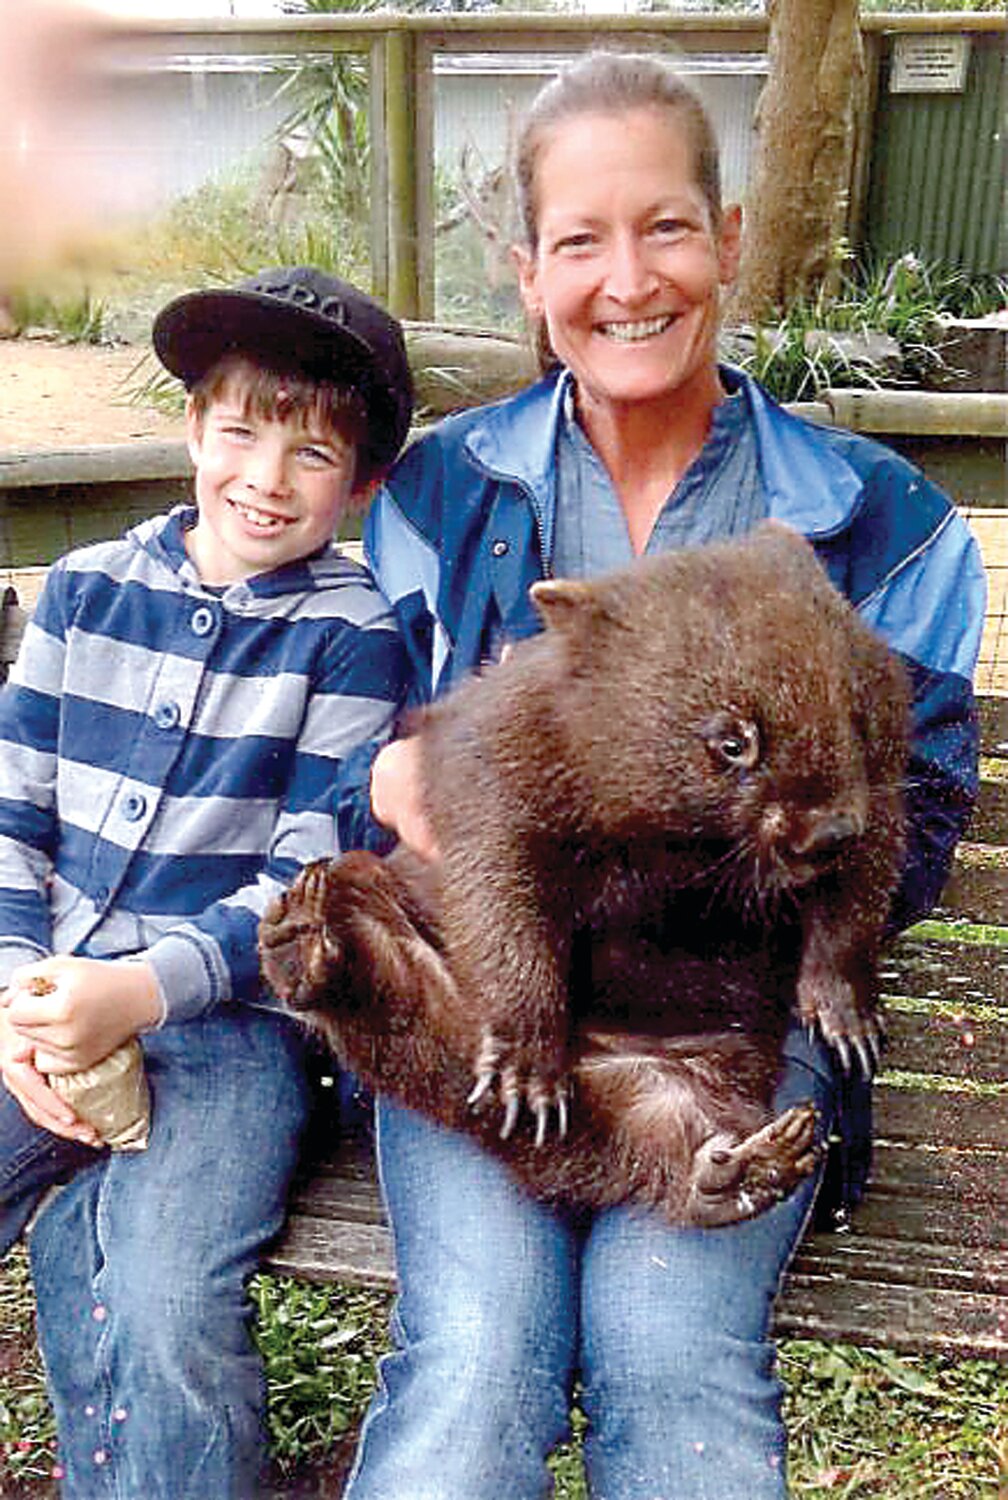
0, 1250, 58, 1489
250, 1273, 391, 1469
908, 919, 1008, 948
0, 1248, 1004, 1497
6, 286, 108, 346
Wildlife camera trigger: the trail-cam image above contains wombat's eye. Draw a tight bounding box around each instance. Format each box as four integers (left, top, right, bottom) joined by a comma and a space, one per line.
702, 712, 761, 771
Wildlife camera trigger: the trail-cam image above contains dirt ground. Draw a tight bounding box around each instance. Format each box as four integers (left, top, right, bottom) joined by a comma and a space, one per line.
0, 338, 186, 449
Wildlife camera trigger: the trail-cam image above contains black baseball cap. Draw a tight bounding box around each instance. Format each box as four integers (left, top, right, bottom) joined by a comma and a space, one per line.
152, 266, 413, 477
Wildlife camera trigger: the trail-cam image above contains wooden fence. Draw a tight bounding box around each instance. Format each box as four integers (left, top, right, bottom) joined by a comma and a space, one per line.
100, 11, 1007, 321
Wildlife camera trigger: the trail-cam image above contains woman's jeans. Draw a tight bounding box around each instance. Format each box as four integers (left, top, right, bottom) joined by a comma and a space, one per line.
0, 1009, 312, 1499
345, 1024, 837, 1500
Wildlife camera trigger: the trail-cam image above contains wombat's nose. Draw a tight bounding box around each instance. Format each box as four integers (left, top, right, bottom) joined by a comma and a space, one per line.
793, 812, 862, 859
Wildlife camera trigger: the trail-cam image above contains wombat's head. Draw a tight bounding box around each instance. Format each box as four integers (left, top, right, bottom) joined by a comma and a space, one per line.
531, 523, 910, 895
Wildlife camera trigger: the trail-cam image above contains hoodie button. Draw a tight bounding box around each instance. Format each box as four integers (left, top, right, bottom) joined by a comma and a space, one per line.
153, 701, 181, 731
122, 793, 147, 822
191, 606, 215, 637
491, 539, 509, 558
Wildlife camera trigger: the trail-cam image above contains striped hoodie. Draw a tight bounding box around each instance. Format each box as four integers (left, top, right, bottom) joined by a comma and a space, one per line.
0, 506, 408, 1022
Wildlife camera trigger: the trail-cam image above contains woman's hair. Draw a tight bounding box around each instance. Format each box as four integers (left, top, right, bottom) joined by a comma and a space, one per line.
513, 52, 724, 370
514, 50, 723, 252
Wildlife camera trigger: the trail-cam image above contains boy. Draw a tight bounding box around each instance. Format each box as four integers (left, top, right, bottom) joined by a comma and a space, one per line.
0, 266, 412, 1497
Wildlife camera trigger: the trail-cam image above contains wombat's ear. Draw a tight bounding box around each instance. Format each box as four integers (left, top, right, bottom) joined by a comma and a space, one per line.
531, 578, 616, 639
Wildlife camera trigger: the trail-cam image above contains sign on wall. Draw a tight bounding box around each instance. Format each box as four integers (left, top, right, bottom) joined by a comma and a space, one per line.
890, 34, 971, 94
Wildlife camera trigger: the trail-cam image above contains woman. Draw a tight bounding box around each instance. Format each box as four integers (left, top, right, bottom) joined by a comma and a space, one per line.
346, 52, 985, 1499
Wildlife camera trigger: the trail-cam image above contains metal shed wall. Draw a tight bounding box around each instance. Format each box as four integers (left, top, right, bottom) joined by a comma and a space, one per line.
864, 35, 1005, 275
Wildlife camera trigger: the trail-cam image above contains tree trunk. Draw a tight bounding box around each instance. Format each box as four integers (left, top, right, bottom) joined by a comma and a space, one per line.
731, 0, 865, 322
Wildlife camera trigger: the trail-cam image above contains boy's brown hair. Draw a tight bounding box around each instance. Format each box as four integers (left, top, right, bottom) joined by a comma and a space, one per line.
188, 354, 370, 486
154, 267, 413, 487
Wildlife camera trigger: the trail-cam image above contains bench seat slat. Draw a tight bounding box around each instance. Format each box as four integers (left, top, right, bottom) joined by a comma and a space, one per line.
880, 1007, 1008, 1081
835, 1182, 1005, 1249
264, 1215, 396, 1290
935, 865, 1007, 925
968, 779, 1008, 843
882, 938, 1008, 1008
869, 1140, 1008, 1208
288, 1173, 387, 1225
773, 1274, 1007, 1358
791, 1231, 1008, 1295
874, 1086, 1007, 1151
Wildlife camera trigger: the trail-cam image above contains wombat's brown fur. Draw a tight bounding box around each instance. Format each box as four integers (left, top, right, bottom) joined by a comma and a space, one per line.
260, 523, 911, 1226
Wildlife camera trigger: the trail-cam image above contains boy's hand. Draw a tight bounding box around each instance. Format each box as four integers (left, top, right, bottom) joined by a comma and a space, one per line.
0, 1005, 102, 1145
371, 737, 440, 862
2, 956, 163, 1074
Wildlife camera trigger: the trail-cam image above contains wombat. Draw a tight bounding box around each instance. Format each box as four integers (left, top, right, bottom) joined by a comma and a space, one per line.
260, 523, 911, 1227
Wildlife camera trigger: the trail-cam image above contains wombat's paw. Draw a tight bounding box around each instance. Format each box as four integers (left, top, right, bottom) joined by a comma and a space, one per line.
805, 995, 885, 1077
260, 861, 343, 1008
798, 975, 885, 1077
467, 1030, 571, 1145
683, 1102, 819, 1228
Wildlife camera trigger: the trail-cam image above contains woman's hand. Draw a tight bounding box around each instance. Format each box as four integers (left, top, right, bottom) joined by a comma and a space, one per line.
370, 737, 440, 861
2, 956, 162, 1075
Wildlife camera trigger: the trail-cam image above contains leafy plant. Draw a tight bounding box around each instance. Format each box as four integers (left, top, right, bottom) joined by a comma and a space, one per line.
0, 1249, 61, 1488
271, 0, 431, 237
730, 251, 1006, 403
250, 1273, 392, 1471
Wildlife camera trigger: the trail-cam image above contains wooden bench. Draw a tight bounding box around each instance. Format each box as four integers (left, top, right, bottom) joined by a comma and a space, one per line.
2, 575, 1006, 1361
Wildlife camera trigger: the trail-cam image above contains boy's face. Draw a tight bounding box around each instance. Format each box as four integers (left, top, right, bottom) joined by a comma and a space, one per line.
184, 376, 366, 585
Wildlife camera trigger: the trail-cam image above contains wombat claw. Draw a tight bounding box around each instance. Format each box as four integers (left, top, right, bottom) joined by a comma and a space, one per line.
467, 1032, 570, 1144
817, 1019, 885, 1077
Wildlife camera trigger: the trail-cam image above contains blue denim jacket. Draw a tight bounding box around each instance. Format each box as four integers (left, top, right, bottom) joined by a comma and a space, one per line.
365, 366, 987, 1210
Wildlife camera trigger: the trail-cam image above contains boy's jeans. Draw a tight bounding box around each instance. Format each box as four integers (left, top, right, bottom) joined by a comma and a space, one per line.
0, 1009, 312, 1499
345, 1025, 837, 1500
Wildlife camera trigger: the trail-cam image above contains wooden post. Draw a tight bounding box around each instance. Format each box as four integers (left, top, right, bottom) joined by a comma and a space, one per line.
384, 26, 420, 320
368, 36, 389, 306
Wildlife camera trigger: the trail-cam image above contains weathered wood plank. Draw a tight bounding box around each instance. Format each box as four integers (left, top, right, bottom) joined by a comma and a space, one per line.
874, 1084, 1007, 1152
264, 1214, 396, 1291
881, 937, 1008, 1007
0, 441, 190, 490
287, 1171, 385, 1225
773, 1273, 1007, 1358
867, 1145, 1008, 1226
824, 1178, 1004, 1251
979, 695, 1008, 758
791, 1231, 1008, 1296
823, 388, 1008, 438
937, 861, 1007, 926
880, 1005, 1007, 1081
969, 777, 1008, 843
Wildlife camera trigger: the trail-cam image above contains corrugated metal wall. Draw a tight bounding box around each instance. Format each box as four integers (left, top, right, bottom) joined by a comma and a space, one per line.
865, 35, 1005, 274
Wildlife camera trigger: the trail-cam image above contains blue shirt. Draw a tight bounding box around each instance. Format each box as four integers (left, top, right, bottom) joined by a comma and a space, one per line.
553, 376, 765, 578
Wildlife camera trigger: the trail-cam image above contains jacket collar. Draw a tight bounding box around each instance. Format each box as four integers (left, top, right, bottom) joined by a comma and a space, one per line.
741, 373, 863, 537
461, 366, 864, 542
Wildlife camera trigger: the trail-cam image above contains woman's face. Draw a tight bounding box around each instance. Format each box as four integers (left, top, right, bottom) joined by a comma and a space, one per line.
513, 106, 741, 420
